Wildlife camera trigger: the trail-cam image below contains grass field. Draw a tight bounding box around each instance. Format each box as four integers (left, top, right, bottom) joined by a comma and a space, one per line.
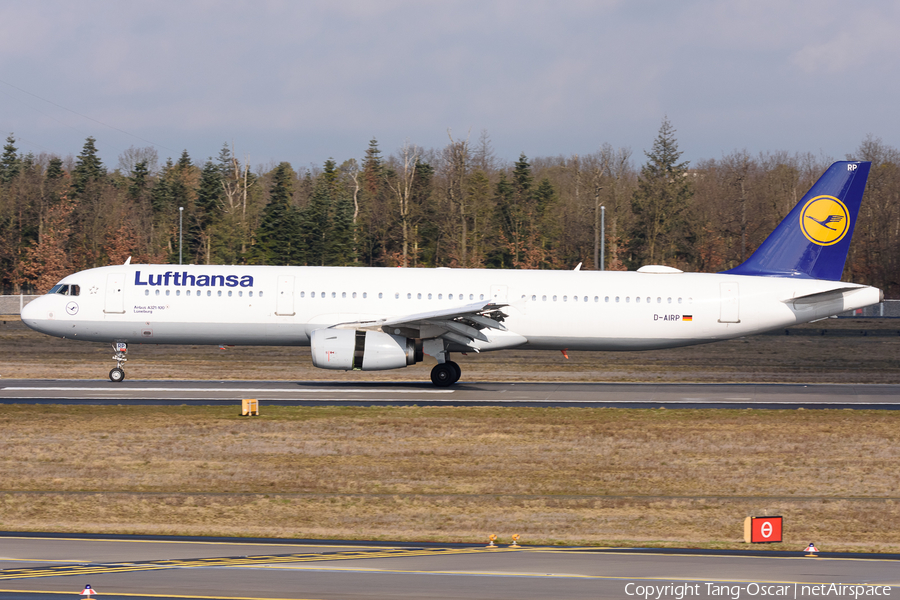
0, 405, 898, 552
1, 317, 899, 551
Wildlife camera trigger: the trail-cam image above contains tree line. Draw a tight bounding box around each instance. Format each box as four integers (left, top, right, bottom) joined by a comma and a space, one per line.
1, 119, 898, 297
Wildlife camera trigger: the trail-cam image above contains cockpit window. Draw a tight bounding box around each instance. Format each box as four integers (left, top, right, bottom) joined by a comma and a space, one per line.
48, 284, 80, 296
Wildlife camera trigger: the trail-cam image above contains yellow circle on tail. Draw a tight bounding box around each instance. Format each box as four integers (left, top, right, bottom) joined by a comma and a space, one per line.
799, 195, 849, 246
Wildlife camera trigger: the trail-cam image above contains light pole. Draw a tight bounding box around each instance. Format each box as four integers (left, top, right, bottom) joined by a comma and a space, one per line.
179, 206, 183, 265
600, 205, 605, 271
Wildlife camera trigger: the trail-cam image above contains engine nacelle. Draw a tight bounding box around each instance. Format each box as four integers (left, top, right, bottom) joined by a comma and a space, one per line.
310, 329, 421, 371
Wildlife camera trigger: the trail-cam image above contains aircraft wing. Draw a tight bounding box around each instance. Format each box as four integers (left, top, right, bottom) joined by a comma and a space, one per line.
333, 301, 509, 348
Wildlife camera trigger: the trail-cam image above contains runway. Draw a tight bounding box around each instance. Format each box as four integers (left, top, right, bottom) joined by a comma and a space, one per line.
0, 534, 897, 600
1, 379, 899, 409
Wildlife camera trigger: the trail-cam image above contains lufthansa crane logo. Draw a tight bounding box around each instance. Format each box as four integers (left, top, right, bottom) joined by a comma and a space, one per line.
799, 195, 850, 246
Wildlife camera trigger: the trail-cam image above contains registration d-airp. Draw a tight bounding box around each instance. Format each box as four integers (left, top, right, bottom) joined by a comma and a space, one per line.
22, 161, 882, 386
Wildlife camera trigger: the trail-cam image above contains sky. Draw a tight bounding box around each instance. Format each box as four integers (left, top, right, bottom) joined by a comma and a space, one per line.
0, 0, 898, 173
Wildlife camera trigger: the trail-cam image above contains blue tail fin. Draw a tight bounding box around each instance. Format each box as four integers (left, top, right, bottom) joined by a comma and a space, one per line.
723, 161, 870, 280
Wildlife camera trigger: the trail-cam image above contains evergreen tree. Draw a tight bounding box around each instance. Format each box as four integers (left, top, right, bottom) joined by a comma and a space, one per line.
304, 161, 336, 266
150, 159, 174, 214
128, 160, 150, 202
72, 136, 105, 196
250, 162, 302, 265
45, 157, 64, 181
630, 117, 693, 267
0, 135, 20, 185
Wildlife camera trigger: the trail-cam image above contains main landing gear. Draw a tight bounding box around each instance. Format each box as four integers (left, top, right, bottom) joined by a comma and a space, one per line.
430, 360, 461, 387
109, 342, 127, 382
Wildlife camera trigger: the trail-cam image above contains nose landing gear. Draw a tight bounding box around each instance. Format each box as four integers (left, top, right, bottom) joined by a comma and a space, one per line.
109, 342, 127, 382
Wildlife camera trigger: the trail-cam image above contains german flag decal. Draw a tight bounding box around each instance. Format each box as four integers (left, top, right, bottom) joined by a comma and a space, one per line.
682, 315, 693, 322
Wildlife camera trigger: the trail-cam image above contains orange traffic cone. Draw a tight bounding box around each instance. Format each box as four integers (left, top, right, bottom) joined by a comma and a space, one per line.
486, 534, 497, 548
510, 534, 520, 547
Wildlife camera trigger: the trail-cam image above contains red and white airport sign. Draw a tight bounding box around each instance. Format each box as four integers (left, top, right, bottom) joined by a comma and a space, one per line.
743, 516, 783, 543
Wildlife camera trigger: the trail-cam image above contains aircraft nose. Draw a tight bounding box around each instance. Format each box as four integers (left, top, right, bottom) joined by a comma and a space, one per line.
20, 296, 40, 321
20, 295, 51, 332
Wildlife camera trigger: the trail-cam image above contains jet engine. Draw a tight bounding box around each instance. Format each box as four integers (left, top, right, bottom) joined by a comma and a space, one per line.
310, 329, 423, 371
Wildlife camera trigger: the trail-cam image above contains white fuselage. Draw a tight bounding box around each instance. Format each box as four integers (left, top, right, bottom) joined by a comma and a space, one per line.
21, 264, 882, 352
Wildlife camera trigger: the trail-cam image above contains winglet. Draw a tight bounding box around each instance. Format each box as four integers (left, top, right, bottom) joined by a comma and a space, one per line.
723, 161, 870, 280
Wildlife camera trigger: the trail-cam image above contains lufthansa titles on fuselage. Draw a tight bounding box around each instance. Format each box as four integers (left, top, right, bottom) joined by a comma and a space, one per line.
134, 271, 254, 288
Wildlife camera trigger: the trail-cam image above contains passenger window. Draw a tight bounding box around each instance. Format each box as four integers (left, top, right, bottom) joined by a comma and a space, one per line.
228, 290, 232, 297
342, 292, 346, 298
438, 294, 442, 300
332, 292, 336, 298
428, 293, 432, 300
395, 293, 399, 299
553, 295, 557, 302
301, 291, 305, 298
584, 296, 588, 302
145, 289, 149, 296
563, 296, 567, 302
249, 291, 253, 297
155, 289, 160, 296
469, 294, 474, 300
667, 297, 672, 303
636, 297, 640, 303
207, 290, 211, 297
407, 293, 412, 299
603, 296, 608, 302
259, 291, 263, 297
573, 296, 577, 302
657, 297, 661, 303
418, 293, 422, 299
626, 297, 630, 303
479, 294, 484, 300
532, 295, 536, 301
542, 295, 547, 301
352, 292, 356, 299
239, 291, 242, 297
615, 296, 620, 303
218, 290, 222, 297
678, 298, 682, 304
176, 290, 181, 297
186, 290, 191, 297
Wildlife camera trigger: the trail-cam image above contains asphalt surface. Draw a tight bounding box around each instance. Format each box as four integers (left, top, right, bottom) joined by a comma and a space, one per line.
1, 379, 899, 409
0, 534, 897, 600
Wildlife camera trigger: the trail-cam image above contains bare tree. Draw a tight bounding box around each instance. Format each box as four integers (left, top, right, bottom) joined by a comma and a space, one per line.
387, 141, 420, 267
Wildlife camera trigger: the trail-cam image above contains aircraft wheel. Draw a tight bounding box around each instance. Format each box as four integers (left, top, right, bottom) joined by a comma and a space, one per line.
446, 360, 461, 383
109, 367, 125, 383
430, 363, 456, 387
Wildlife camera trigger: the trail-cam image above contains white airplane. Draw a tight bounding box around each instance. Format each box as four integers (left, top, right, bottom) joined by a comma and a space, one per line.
21, 161, 882, 386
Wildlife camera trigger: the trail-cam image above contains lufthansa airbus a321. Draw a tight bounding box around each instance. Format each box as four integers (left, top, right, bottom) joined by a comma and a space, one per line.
21, 161, 882, 386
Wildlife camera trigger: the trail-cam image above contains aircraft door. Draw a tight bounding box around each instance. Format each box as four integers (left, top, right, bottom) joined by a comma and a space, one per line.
276, 275, 295, 316
718, 282, 740, 323
104, 273, 126, 314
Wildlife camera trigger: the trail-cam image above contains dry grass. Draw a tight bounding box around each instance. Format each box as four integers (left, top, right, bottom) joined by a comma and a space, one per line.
1, 317, 900, 382
0, 405, 898, 551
